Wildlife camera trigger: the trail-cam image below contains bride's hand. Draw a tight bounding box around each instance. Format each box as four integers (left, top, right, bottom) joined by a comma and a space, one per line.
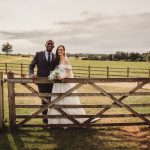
57, 76, 63, 80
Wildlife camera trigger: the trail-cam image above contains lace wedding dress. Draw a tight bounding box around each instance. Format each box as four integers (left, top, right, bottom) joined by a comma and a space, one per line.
48, 64, 87, 124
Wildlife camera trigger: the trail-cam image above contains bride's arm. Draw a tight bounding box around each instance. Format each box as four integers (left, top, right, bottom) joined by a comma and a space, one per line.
65, 68, 72, 78
58, 60, 72, 80
58, 68, 71, 80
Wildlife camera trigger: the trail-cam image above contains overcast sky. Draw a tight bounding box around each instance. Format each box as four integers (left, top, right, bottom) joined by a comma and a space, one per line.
0, 0, 150, 54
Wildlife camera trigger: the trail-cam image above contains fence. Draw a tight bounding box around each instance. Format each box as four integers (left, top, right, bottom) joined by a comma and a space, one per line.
0, 63, 29, 77
0, 72, 4, 129
1, 62, 150, 78
7, 72, 150, 129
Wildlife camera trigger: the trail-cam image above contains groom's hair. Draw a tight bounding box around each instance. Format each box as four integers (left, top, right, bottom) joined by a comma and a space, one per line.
45, 40, 55, 48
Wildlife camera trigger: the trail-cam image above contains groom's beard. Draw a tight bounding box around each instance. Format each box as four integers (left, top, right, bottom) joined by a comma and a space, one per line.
46, 48, 53, 53
46, 45, 54, 52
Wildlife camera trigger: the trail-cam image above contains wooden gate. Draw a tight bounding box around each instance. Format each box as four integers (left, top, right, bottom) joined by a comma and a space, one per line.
7, 72, 150, 129
0, 72, 4, 129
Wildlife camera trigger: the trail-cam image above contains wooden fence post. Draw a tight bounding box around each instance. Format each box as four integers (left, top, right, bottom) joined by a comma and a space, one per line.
107, 66, 109, 78
21, 63, 23, 77
5, 63, 7, 74
127, 67, 129, 77
0, 72, 4, 129
88, 66, 91, 78
7, 72, 16, 129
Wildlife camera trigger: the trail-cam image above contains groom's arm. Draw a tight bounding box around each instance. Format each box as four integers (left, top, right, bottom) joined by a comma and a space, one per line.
29, 52, 38, 77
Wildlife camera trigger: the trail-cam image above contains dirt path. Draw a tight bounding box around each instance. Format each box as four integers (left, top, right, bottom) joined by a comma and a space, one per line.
121, 126, 150, 149
98, 82, 150, 89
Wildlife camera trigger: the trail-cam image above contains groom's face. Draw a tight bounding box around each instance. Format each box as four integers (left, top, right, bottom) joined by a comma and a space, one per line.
45, 40, 54, 52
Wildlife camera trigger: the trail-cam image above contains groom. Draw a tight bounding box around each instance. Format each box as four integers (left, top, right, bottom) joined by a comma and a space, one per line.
29, 40, 57, 124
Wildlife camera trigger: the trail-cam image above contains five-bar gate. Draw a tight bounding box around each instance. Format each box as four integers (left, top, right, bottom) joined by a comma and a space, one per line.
6, 72, 150, 129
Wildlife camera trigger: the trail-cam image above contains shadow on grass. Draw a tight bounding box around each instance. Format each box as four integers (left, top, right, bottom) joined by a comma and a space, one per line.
47, 127, 140, 150
0, 127, 12, 150
1, 125, 146, 150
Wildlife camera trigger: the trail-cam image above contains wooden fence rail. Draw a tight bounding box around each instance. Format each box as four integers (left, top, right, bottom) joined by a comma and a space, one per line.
7, 72, 150, 129
1, 62, 150, 78
0, 72, 4, 129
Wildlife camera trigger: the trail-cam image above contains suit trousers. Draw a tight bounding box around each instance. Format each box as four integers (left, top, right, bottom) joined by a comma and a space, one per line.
38, 83, 53, 115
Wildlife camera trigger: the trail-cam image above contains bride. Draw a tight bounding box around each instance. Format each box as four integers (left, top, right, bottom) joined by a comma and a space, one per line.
48, 45, 87, 125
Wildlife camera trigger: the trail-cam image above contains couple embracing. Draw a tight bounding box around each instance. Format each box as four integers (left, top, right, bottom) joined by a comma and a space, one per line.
29, 40, 87, 126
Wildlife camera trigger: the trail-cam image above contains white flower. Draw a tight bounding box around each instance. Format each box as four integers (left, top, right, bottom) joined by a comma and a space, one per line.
48, 68, 59, 81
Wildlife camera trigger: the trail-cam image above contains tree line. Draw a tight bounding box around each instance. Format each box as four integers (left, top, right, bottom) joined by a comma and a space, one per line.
1, 42, 150, 62
69, 51, 150, 62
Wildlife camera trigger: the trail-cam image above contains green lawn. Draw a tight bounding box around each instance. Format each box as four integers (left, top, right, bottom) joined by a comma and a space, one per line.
70, 58, 150, 68
1, 127, 144, 150
0, 55, 31, 64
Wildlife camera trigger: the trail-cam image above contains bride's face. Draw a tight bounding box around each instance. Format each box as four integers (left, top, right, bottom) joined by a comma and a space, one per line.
57, 46, 65, 57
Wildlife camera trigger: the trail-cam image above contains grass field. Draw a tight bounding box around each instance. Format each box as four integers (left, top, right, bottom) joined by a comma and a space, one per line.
0, 55, 150, 149
1, 55, 150, 78
0, 55, 150, 68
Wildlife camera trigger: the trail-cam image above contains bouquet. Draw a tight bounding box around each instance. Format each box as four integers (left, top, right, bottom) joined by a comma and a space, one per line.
48, 68, 59, 81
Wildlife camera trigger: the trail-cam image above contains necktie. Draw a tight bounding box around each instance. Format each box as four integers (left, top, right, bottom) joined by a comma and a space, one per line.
48, 52, 51, 63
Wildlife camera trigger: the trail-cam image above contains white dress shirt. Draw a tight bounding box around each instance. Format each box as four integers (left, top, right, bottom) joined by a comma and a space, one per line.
45, 51, 52, 62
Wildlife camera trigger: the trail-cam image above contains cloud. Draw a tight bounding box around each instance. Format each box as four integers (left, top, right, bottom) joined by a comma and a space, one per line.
1, 12, 150, 54
51, 12, 150, 52
0, 30, 51, 40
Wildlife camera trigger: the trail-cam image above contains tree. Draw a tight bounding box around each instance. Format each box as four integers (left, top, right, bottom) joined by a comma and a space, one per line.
128, 52, 142, 61
2, 42, 13, 55
99, 54, 107, 60
146, 52, 150, 62
75, 55, 79, 59
107, 54, 113, 61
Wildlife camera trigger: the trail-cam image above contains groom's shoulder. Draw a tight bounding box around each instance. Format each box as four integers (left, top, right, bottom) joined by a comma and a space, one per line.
39, 51, 45, 54
35, 51, 45, 55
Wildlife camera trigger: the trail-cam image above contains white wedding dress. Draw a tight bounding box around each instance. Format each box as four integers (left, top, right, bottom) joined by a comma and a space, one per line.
48, 64, 87, 124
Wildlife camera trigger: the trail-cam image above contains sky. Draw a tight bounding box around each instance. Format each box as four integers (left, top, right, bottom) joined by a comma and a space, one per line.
0, 0, 150, 54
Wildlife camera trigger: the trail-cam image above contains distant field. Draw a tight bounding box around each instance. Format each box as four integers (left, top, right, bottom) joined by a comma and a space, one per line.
0, 55, 31, 64
70, 58, 150, 69
0, 55, 150, 68
1, 55, 150, 77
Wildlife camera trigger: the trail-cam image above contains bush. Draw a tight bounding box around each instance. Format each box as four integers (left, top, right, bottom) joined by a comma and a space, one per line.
81, 57, 88, 60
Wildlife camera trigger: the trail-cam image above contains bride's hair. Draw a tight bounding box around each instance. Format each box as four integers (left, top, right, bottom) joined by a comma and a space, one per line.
56, 45, 66, 66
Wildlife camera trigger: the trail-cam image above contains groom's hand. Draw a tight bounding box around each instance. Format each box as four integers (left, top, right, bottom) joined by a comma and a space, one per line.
29, 74, 37, 81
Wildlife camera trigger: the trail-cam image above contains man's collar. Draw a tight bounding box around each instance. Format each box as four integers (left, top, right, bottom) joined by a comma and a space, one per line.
45, 51, 52, 54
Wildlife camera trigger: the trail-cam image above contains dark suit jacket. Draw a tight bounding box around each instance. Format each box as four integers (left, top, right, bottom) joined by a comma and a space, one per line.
29, 51, 57, 77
